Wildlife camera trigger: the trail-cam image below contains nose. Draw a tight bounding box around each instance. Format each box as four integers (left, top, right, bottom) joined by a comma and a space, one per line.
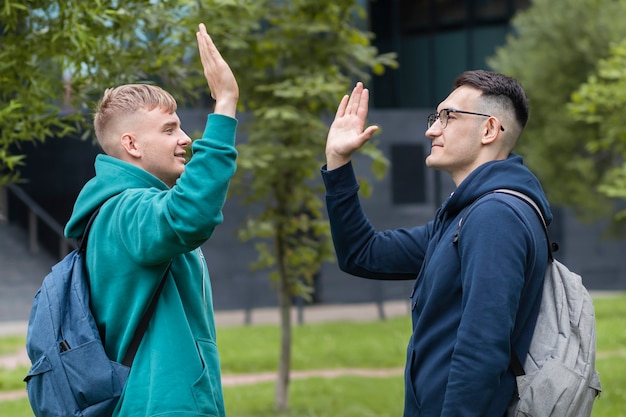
425, 122, 441, 140
180, 131, 192, 147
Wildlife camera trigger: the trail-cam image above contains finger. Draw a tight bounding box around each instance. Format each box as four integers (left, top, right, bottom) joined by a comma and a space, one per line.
196, 27, 209, 58
197, 29, 220, 73
346, 82, 363, 115
363, 125, 379, 139
353, 125, 379, 149
196, 24, 208, 50
352, 126, 378, 148
356, 88, 371, 119
335, 95, 349, 118
197, 24, 216, 54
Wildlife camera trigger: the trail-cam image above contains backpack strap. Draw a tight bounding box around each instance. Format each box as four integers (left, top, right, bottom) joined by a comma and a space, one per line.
491, 189, 559, 378
454, 189, 555, 257
493, 189, 546, 227
78, 206, 102, 252
79, 206, 171, 368
122, 265, 170, 367
492, 189, 556, 259
454, 189, 554, 378
510, 344, 526, 377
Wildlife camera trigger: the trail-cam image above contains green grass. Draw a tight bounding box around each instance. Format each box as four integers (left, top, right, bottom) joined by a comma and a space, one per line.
1, 294, 625, 417
592, 294, 626, 417
0, 366, 28, 391
223, 376, 404, 417
0, 334, 29, 394
594, 357, 626, 417
0, 398, 32, 417
0, 336, 25, 356
595, 294, 626, 352
217, 316, 410, 373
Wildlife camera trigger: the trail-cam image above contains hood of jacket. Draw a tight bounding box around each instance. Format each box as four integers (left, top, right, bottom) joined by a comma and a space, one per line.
65, 154, 168, 240
438, 153, 552, 226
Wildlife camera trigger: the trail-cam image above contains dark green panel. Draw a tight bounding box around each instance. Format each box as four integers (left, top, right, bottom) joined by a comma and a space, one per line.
433, 30, 468, 105
470, 26, 509, 69
397, 36, 431, 108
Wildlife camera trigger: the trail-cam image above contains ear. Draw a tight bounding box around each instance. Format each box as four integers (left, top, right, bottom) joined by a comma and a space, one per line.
120, 133, 142, 159
480, 117, 502, 145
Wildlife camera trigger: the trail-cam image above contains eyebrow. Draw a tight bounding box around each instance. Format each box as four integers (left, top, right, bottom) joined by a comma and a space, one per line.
161, 120, 179, 130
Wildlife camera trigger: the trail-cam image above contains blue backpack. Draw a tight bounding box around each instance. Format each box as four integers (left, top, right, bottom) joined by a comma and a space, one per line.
24, 208, 167, 417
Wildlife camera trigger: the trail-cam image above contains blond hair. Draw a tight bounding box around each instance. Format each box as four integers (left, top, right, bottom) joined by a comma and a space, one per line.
94, 84, 178, 152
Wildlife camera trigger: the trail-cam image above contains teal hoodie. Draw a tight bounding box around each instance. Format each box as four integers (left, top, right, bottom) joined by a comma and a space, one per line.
65, 114, 237, 417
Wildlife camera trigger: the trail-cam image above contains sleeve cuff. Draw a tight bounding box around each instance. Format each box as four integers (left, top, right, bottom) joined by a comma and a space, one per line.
321, 161, 359, 196
202, 113, 238, 145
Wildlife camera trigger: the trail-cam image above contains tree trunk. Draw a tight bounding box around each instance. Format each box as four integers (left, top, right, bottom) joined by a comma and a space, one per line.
275, 259, 292, 411
274, 203, 292, 412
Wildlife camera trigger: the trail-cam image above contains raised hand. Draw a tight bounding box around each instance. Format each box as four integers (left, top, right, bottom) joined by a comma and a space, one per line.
325, 82, 379, 170
196, 23, 238, 117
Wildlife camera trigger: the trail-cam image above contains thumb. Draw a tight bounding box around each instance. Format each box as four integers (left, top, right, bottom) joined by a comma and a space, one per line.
361, 125, 379, 141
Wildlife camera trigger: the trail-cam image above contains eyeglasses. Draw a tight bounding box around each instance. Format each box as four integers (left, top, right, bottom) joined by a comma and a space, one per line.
427, 108, 505, 131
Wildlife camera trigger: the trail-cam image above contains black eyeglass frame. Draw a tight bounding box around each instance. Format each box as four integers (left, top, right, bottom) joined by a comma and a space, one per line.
427, 108, 505, 131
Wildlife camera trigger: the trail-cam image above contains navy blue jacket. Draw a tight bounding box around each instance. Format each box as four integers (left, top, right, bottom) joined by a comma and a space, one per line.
321, 154, 552, 417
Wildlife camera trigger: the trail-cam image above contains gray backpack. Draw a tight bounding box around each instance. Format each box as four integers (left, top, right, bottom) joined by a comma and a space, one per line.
457, 189, 602, 417
494, 190, 602, 416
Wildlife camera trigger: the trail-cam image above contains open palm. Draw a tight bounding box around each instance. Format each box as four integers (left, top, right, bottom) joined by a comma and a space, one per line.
325, 82, 379, 170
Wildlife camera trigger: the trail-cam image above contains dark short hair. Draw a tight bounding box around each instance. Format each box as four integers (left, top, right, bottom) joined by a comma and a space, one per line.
454, 70, 529, 130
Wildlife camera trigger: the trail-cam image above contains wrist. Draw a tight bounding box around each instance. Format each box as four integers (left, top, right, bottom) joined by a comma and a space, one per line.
326, 153, 350, 171
213, 95, 238, 118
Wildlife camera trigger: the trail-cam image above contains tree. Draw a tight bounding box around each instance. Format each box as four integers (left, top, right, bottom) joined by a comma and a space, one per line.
488, 0, 626, 226
568, 40, 626, 233
212, 0, 396, 411
0, 0, 209, 185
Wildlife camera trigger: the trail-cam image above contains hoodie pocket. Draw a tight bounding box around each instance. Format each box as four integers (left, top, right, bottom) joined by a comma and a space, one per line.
404, 348, 422, 416
192, 339, 225, 416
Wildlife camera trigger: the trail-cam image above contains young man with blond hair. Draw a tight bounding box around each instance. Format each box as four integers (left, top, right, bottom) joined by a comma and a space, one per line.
64, 24, 238, 416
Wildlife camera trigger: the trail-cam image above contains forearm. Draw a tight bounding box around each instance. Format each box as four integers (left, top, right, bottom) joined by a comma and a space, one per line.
212, 94, 238, 118
322, 162, 424, 280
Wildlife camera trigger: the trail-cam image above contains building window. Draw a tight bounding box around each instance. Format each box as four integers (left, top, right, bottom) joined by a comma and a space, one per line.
395, 0, 530, 34
391, 144, 427, 204
369, 0, 531, 109
475, 0, 508, 20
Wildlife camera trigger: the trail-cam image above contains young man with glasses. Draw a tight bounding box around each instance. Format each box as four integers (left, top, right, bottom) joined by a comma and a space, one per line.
321, 70, 551, 417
